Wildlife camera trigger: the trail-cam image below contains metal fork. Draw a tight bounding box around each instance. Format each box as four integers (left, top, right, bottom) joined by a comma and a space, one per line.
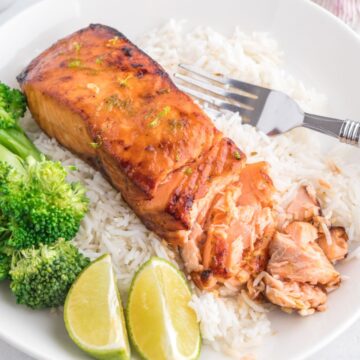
174, 64, 360, 147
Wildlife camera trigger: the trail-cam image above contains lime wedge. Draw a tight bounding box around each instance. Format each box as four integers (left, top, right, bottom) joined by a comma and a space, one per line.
126, 257, 201, 360
64, 254, 130, 360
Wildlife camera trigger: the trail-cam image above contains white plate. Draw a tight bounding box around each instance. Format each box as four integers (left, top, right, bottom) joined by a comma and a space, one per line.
0, 0, 360, 359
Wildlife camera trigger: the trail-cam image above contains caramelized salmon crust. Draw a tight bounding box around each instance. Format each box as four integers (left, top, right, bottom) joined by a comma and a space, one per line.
18, 24, 250, 273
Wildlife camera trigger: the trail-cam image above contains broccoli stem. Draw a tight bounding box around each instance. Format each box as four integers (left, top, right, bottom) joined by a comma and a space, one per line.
0, 128, 41, 161
0, 143, 25, 174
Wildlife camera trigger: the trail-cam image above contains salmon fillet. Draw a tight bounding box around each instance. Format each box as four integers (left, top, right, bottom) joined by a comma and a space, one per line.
17, 23, 246, 249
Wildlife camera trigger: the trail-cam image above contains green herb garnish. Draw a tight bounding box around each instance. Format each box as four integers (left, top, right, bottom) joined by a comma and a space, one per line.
148, 118, 160, 128
104, 94, 131, 111
233, 151, 242, 160
106, 36, 120, 47
68, 59, 82, 68
158, 106, 171, 117
147, 106, 171, 128
72, 42, 81, 54
95, 56, 103, 65
90, 142, 101, 149
118, 75, 132, 88
184, 167, 193, 176
90, 135, 103, 149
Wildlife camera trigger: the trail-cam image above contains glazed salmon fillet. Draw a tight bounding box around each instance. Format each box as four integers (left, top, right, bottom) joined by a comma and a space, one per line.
18, 24, 347, 313
17, 23, 246, 246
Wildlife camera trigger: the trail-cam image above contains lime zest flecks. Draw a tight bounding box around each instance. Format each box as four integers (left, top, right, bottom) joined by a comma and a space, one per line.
158, 106, 171, 118
90, 142, 101, 149
90, 135, 103, 149
118, 75, 132, 88
184, 167, 193, 176
148, 118, 160, 128
68, 59, 82, 68
106, 36, 120, 47
104, 94, 131, 111
95, 56, 104, 65
233, 151, 242, 160
72, 42, 81, 54
147, 106, 171, 128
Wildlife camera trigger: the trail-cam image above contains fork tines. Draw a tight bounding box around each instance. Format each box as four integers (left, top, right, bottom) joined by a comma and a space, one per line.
174, 64, 270, 123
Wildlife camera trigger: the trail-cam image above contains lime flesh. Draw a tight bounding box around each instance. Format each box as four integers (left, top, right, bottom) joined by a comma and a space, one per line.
126, 257, 201, 360
64, 254, 130, 360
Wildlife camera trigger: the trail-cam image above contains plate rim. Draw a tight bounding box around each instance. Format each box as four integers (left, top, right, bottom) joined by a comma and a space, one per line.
0, 1, 360, 359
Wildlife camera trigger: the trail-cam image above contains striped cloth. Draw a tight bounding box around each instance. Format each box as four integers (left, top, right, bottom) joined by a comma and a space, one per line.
313, 0, 360, 32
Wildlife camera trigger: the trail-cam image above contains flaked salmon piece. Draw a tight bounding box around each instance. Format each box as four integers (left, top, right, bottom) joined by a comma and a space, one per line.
318, 227, 348, 262
252, 187, 346, 314
181, 223, 203, 272
268, 232, 340, 287
285, 185, 349, 263
191, 184, 247, 289
236, 162, 274, 208
286, 185, 320, 222
191, 162, 275, 290
284, 221, 318, 246
262, 273, 327, 315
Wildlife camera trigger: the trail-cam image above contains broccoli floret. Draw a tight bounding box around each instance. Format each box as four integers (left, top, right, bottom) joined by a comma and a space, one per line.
0, 82, 26, 127
0, 82, 89, 249
10, 239, 90, 309
0, 153, 89, 249
0, 82, 40, 161
0, 253, 11, 281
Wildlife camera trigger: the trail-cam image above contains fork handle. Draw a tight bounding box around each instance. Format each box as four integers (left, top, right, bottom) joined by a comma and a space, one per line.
303, 113, 360, 147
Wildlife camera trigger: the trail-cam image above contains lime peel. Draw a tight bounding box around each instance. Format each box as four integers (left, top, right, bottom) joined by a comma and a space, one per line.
126, 257, 201, 360
64, 254, 130, 360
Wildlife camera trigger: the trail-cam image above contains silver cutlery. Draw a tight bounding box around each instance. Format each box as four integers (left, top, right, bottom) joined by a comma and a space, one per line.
174, 64, 360, 147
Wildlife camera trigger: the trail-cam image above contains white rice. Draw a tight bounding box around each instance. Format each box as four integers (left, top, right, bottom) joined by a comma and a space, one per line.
21, 19, 360, 358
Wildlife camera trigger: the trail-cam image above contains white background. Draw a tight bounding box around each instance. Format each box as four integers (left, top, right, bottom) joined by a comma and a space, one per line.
0, 0, 359, 359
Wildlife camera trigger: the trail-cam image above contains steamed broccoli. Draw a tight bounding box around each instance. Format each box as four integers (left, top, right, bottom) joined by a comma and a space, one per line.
0, 83, 91, 309
0, 82, 89, 249
10, 239, 90, 309
0, 82, 27, 128
0, 253, 11, 281
0, 242, 14, 281
0, 82, 40, 160
0, 153, 89, 248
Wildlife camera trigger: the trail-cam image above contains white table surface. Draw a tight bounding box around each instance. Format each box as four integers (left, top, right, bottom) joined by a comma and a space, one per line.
0, 1, 359, 359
